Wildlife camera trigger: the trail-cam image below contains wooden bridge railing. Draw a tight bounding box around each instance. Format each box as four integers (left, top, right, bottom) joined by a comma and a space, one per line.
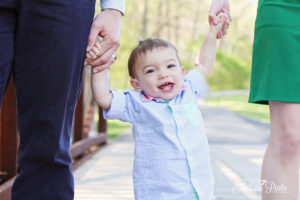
0, 68, 107, 199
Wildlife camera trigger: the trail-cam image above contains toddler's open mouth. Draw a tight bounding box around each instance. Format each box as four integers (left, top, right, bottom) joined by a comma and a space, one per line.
158, 82, 174, 93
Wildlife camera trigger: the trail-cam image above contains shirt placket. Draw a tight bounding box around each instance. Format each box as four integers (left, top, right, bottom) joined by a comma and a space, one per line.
168, 102, 198, 197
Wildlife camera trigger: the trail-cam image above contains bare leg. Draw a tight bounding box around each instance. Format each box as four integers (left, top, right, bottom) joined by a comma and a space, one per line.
261, 101, 300, 200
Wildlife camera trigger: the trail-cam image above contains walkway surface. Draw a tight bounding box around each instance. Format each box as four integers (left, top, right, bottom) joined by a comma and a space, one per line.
73, 105, 270, 200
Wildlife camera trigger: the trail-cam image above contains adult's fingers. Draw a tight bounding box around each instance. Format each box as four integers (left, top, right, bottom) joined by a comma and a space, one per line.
85, 10, 122, 65
87, 23, 103, 52
222, 21, 229, 36
208, 0, 232, 24
220, 13, 230, 37
92, 55, 116, 74
208, 0, 223, 24
215, 12, 229, 39
88, 44, 118, 67
84, 39, 102, 65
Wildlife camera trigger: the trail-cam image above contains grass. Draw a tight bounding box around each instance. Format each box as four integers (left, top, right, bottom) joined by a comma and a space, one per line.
107, 120, 131, 140
94, 109, 131, 140
204, 95, 270, 123
207, 51, 251, 91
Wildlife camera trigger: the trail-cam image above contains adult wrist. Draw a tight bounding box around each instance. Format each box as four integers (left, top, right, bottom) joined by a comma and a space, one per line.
102, 8, 124, 16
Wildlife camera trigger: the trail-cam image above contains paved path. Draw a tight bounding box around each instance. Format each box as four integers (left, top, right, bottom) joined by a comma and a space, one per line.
74, 105, 270, 200
202, 106, 269, 200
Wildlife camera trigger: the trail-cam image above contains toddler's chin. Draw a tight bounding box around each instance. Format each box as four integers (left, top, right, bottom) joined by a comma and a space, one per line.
161, 93, 177, 101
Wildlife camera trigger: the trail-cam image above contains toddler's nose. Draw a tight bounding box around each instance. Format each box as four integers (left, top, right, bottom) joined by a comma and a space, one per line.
158, 69, 169, 79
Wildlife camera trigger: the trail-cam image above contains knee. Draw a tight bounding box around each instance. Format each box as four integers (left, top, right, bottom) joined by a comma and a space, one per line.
276, 127, 300, 165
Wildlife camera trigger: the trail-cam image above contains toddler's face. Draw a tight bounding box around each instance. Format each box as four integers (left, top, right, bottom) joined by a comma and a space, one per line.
130, 47, 184, 100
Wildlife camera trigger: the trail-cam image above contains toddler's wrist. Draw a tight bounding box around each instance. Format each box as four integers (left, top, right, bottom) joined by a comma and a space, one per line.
208, 27, 219, 37
92, 66, 110, 74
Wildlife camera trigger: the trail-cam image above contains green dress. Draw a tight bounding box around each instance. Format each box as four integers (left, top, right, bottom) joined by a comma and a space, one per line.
249, 0, 300, 104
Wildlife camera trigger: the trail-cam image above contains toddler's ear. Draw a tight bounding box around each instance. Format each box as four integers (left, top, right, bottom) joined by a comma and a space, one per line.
181, 66, 185, 74
130, 79, 143, 92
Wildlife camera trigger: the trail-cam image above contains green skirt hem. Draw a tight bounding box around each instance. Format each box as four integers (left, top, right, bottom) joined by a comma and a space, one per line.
248, 97, 300, 105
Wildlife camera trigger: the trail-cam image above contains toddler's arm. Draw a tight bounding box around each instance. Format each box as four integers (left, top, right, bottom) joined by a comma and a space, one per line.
87, 37, 114, 110
195, 12, 229, 79
91, 68, 112, 110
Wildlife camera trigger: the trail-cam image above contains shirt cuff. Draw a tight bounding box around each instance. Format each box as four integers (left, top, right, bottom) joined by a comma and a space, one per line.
103, 89, 127, 120
185, 69, 209, 97
100, 0, 125, 15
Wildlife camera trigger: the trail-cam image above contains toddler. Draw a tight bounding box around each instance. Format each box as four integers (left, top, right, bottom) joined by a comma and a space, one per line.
89, 12, 229, 200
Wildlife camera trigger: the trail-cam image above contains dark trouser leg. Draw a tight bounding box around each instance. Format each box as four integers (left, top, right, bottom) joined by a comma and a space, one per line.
11, 0, 95, 199
0, 3, 16, 103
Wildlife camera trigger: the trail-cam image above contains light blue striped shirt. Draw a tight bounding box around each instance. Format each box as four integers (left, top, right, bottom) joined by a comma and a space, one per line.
101, 0, 125, 15
104, 69, 214, 200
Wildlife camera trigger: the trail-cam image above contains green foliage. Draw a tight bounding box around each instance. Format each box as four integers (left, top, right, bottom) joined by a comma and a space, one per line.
205, 95, 270, 123
181, 35, 205, 71
94, 108, 130, 140
92, 0, 258, 140
107, 120, 131, 140
93, 0, 256, 92
208, 51, 251, 91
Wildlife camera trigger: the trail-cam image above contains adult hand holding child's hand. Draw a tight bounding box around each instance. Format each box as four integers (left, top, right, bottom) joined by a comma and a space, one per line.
85, 9, 122, 73
209, 0, 231, 39
211, 12, 230, 38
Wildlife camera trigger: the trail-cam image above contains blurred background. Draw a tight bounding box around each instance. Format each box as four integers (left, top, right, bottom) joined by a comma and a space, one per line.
96, 0, 258, 91
77, 2, 274, 199
93, 0, 270, 138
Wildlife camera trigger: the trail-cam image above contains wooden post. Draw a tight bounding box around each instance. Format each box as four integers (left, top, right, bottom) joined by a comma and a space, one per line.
0, 78, 18, 183
74, 92, 84, 142
98, 107, 107, 133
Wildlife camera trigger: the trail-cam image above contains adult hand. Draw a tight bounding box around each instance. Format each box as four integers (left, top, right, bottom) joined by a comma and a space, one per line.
85, 9, 122, 73
208, 0, 231, 39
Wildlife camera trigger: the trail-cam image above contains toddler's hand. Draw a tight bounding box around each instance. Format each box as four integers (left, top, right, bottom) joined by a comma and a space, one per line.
85, 37, 116, 73
211, 12, 230, 39
85, 37, 102, 61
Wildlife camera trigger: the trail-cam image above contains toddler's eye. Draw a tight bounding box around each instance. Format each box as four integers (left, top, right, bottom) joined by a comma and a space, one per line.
146, 69, 155, 74
167, 64, 176, 69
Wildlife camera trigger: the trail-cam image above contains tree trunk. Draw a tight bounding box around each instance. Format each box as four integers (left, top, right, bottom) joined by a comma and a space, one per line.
142, 0, 148, 38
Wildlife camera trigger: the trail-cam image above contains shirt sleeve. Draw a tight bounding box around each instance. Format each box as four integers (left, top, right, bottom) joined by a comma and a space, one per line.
103, 89, 133, 123
184, 69, 209, 97
100, 0, 126, 15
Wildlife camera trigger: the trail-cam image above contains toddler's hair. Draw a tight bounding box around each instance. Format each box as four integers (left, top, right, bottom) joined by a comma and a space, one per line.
128, 38, 181, 78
